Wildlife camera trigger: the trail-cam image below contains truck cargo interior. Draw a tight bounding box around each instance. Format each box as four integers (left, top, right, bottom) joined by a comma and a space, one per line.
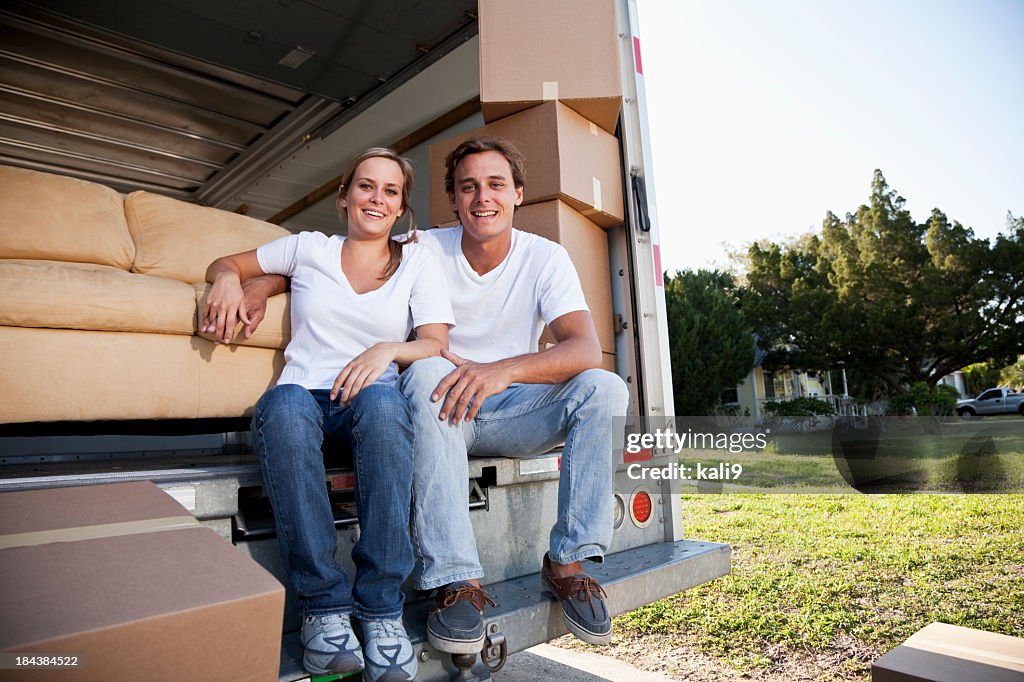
0, 1, 730, 680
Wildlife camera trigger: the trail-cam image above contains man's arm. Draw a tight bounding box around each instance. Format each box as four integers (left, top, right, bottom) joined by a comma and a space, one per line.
498, 310, 602, 384
434, 310, 602, 424
239, 274, 289, 340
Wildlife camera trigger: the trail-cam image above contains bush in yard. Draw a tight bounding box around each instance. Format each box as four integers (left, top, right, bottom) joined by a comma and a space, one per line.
763, 396, 836, 417
889, 382, 959, 416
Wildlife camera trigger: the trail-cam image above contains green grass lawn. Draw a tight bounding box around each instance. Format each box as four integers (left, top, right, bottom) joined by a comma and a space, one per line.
617, 494, 1024, 680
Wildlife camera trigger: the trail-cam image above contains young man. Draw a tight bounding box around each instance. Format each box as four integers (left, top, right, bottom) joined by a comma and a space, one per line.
397, 137, 628, 653
228, 137, 629, 652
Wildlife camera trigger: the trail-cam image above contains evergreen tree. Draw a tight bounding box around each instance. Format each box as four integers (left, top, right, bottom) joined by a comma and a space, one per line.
744, 172, 1023, 395
664, 270, 754, 415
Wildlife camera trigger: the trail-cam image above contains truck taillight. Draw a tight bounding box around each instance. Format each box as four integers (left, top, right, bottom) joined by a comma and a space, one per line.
629, 488, 653, 528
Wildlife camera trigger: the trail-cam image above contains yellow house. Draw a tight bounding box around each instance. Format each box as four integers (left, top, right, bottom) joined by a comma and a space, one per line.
732, 366, 843, 419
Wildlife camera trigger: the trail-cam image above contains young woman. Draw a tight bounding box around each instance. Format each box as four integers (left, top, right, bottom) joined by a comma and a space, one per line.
203, 148, 452, 682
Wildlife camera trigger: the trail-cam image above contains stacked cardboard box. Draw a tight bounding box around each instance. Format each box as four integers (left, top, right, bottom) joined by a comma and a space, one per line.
429, 101, 624, 229
515, 201, 616, 354
430, 0, 624, 355
478, 0, 623, 134
872, 622, 1024, 682
0, 482, 284, 681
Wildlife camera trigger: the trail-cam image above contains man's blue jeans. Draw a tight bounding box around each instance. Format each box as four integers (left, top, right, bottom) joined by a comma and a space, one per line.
398, 357, 630, 590
251, 382, 414, 620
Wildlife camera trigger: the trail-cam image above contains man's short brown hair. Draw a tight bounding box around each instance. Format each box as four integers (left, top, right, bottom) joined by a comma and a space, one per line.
444, 136, 526, 195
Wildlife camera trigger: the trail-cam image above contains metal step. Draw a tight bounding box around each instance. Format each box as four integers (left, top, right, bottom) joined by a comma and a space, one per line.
0, 459, 261, 491
277, 538, 731, 681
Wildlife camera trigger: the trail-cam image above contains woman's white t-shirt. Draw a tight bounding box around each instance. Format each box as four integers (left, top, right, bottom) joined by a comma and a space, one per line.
256, 231, 454, 390
417, 227, 588, 364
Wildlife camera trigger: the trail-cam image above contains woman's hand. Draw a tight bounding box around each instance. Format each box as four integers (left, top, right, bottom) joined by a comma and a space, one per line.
331, 343, 398, 403
201, 272, 250, 344
203, 251, 264, 344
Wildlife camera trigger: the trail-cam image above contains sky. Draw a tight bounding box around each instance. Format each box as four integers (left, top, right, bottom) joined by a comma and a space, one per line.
634, 0, 1024, 275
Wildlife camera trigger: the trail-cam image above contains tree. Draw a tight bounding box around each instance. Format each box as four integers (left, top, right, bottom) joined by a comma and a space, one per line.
664, 269, 754, 415
962, 361, 1002, 395
1001, 356, 1024, 391
744, 171, 1023, 396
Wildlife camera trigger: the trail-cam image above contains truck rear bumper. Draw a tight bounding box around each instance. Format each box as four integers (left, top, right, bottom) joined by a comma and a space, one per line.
278, 538, 731, 681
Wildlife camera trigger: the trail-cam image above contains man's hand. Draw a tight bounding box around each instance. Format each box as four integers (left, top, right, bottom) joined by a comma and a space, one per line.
433, 349, 514, 424
331, 343, 398, 404
239, 278, 270, 340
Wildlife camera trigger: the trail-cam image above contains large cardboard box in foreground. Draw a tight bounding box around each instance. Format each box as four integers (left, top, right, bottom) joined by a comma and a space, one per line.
0, 482, 285, 682
515, 200, 616, 354
478, 0, 623, 134
429, 101, 624, 229
872, 622, 1024, 682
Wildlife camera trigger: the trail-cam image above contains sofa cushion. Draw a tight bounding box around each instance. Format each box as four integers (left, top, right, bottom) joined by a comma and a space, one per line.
193, 283, 290, 350
0, 166, 134, 270
0, 327, 201, 422
0, 259, 196, 335
0, 327, 284, 423
196, 338, 285, 418
125, 191, 290, 284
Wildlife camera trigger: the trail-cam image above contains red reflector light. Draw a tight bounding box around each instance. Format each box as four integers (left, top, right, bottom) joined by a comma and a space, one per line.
623, 448, 653, 463
631, 490, 652, 524
330, 475, 355, 490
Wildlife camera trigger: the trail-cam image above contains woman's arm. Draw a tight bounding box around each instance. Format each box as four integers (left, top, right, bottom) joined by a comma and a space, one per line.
202, 250, 265, 344
330, 322, 449, 403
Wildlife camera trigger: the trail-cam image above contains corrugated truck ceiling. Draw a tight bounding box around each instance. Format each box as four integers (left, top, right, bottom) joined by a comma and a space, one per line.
0, 0, 477, 203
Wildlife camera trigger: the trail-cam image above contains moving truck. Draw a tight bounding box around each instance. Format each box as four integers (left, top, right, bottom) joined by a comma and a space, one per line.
0, 1, 731, 679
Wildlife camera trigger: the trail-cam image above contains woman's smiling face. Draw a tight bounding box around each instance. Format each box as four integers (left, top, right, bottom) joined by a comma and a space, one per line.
340, 156, 405, 240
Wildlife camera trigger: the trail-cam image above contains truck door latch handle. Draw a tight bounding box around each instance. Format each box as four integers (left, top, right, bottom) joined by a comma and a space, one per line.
631, 170, 652, 232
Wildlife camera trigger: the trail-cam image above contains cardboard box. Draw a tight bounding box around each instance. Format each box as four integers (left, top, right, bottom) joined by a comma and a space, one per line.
478, 0, 623, 134
601, 351, 617, 373
872, 622, 1024, 682
515, 200, 616, 353
0, 482, 284, 682
429, 100, 624, 228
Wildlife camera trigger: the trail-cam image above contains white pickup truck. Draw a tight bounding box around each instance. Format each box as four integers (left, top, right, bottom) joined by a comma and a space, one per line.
956, 388, 1024, 418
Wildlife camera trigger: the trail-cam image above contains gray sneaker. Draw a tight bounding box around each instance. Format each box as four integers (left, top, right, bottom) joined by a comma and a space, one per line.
361, 619, 418, 682
300, 612, 364, 676
426, 582, 497, 654
541, 553, 612, 645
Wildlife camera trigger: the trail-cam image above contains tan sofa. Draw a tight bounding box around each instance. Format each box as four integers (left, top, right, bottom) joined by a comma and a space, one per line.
0, 165, 293, 424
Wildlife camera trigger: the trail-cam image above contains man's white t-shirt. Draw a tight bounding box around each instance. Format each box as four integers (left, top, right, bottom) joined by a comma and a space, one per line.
416, 227, 588, 363
257, 231, 454, 390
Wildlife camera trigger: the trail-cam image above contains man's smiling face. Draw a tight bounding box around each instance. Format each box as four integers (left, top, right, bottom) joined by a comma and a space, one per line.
449, 150, 524, 245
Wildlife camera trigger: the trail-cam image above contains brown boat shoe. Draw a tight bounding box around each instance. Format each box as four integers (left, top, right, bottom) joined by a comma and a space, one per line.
427, 581, 497, 654
540, 553, 612, 645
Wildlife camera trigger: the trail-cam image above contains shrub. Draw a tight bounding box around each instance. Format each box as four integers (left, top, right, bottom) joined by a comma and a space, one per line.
889, 382, 958, 416
763, 397, 835, 416
711, 404, 750, 417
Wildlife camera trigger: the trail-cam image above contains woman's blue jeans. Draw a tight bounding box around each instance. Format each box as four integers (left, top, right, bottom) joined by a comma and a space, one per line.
251, 382, 414, 621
